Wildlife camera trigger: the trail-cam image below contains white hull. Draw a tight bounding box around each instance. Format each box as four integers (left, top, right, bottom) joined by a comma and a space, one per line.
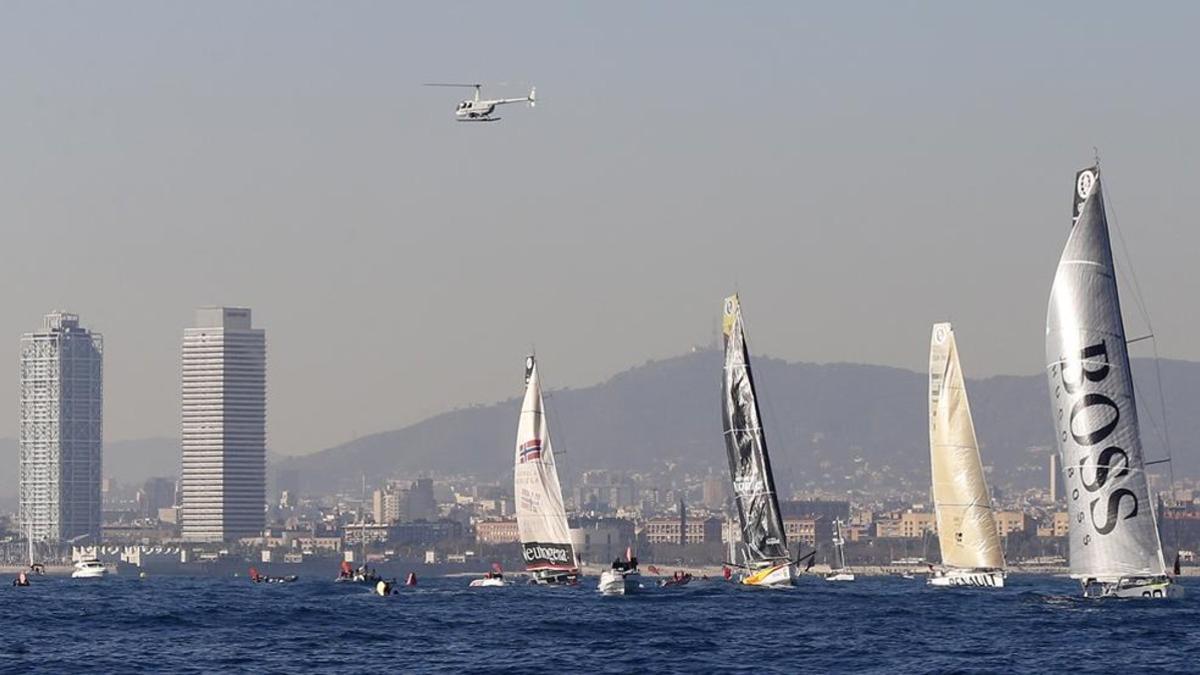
927, 569, 1004, 588
741, 562, 796, 587
825, 571, 855, 582
71, 561, 108, 579
469, 577, 507, 588
598, 569, 640, 595
1083, 577, 1182, 599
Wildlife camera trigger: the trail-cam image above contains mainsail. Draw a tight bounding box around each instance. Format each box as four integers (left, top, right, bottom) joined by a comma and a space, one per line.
928, 323, 1004, 571
513, 357, 578, 573
1045, 166, 1166, 581
721, 295, 790, 565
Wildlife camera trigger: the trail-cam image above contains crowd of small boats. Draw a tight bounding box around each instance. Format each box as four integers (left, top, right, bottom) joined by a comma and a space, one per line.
9, 165, 1184, 601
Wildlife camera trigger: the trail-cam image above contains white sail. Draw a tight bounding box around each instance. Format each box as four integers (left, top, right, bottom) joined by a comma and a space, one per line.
1045, 167, 1166, 581
513, 357, 577, 573
928, 323, 1005, 571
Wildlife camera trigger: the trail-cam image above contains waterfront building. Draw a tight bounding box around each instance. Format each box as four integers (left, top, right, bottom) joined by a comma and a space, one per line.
19, 312, 104, 544
373, 487, 405, 524
475, 518, 521, 545
643, 515, 722, 544
180, 307, 267, 542
139, 477, 177, 518
569, 516, 637, 563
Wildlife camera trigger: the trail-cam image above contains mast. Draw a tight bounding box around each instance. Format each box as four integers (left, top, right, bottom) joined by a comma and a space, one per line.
1045, 166, 1166, 581
360, 474, 367, 566
928, 323, 1005, 571
513, 356, 578, 572
720, 295, 790, 565
833, 520, 847, 570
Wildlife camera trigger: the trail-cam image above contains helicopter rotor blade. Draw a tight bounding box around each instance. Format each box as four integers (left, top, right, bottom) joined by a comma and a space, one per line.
423, 83, 482, 88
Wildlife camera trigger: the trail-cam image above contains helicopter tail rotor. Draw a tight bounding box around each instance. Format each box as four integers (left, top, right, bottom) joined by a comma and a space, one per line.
528, 86, 536, 108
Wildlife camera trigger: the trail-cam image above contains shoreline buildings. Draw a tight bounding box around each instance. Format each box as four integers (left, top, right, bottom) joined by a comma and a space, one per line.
180, 307, 267, 542
19, 312, 104, 544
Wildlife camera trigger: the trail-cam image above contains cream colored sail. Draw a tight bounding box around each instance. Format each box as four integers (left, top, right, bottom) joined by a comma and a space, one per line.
929, 323, 1005, 571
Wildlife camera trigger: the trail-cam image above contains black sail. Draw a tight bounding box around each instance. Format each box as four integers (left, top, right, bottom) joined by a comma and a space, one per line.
721, 295, 790, 564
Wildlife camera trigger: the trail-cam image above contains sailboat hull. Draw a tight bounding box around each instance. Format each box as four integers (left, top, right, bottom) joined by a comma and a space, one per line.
1083, 577, 1183, 599
741, 562, 796, 587
528, 569, 580, 586
927, 569, 1005, 588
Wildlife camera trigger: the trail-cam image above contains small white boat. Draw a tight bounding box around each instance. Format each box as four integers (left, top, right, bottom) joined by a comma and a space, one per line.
470, 565, 508, 588
598, 568, 640, 595
598, 552, 640, 595
825, 571, 856, 582
72, 559, 107, 579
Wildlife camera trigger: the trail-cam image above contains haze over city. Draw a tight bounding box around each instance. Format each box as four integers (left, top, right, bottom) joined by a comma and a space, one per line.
2, 1, 1198, 459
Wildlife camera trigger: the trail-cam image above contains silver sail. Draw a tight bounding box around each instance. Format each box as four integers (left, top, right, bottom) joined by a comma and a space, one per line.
1045, 167, 1166, 581
721, 295, 790, 565
929, 323, 1004, 571
513, 357, 578, 573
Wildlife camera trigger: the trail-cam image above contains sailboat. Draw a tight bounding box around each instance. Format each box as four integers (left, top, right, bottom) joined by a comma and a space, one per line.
927, 323, 1006, 588
335, 476, 381, 584
721, 295, 802, 587
825, 519, 855, 582
514, 356, 580, 585
1046, 165, 1179, 599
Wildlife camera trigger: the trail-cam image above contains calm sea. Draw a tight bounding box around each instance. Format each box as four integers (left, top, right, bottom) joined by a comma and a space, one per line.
3, 574, 1197, 673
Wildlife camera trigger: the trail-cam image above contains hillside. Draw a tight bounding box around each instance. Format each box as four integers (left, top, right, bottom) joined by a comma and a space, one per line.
276, 352, 1200, 495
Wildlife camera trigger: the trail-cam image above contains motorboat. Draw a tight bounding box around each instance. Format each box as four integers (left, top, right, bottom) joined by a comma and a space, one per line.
659, 571, 693, 588
470, 564, 508, 588
335, 561, 381, 584
598, 555, 640, 596
249, 567, 298, 584
469, 574, 507, 588
71, 559, 108, 579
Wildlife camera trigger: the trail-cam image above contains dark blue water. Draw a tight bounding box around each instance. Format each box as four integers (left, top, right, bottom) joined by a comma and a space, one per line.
3, 574, 1198, 673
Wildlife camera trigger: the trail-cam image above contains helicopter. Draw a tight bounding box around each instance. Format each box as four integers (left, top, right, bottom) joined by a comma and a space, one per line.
424, 83, 536, 122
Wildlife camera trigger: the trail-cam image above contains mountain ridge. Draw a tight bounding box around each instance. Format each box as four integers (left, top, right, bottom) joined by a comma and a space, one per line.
276, 351, 1200, 495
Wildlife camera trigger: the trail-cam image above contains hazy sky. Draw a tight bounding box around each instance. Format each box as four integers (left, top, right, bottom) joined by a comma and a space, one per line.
2, 2, 1197, 455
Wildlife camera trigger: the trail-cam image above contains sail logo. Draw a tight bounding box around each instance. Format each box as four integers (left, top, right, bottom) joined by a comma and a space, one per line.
734, 476, 764, 496
523, 543, 570, 565
519, 488, 541, 512
1076, 170, 1096, 201
519, 439, 542, 463
1073, 167, 1097, 224
1052, 340, 1139, 541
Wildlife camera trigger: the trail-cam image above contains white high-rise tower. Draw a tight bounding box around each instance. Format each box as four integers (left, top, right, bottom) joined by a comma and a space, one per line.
180, 307, 266, 542
19, 312, 103, 544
